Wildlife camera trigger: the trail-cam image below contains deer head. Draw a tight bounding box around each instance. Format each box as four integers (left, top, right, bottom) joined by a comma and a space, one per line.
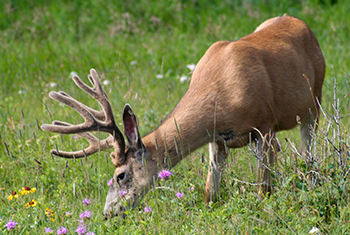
41, 69, 158, 217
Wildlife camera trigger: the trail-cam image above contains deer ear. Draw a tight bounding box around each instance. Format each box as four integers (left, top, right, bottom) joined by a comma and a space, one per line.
122, 104, 144, 152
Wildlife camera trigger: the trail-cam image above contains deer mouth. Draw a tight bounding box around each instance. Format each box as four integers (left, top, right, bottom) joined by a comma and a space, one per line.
104, 203, 127, 219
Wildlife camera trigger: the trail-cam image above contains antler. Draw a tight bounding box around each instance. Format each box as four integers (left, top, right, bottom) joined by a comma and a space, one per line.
41, 69, 125, 158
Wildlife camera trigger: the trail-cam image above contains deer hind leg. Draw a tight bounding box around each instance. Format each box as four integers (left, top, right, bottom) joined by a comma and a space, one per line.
204, 142, 228, 204
257, 132, 280, 196
300, 110, 318, 153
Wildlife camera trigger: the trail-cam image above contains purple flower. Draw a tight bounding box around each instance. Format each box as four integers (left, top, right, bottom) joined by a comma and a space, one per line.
57, 226, 69, 235
44, 227, 53, 234
86, 232, 95, 235
158, 169, 172, 180
176, 191, 185, 199
77, 219, 84, 224
79, 210, 91, 219
144, 206, 152, 213
82, 198, 91, 206
65, 211, 72, 217
107, 178, 113, 186
118, 190, 127, 197
4, 219, 18, 230
76, 224, 87, 235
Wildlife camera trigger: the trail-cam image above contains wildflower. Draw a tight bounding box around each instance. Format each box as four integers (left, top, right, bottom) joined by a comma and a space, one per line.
156, 74, 163, 79
57, 226, 69, 235
77, 219, 84, 225
74, 135, 79, 139
118, 190, 127, 197
25, 199, 37, 208
187, 64, 196, 72
86, 232, 95, 235
44, 227, 53, 234
179, 75, 189, 83
130, 61, 137, 65
7, 191, 20, 200
45, 208, 55, 221
158, 169, 172, 180
102, 80, 111, 85
79, 210, 91, 220
65, 211, 72, 217
4, 219, 18, 231
190, 186, 195, 191
144, 206, 152, 213
76, 224, 87, 235
20, 186, 36, 195
309, 227, 320, 234
176, 191, 184, 199
82, 198, 91, 206
107, 178, 113, 186
48, 82, 57, 88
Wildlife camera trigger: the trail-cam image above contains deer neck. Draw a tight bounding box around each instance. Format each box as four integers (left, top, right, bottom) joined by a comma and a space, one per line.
142, 109, 212, 169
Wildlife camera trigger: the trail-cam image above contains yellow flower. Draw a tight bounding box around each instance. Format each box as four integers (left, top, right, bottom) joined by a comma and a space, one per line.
25, 199, 37, 208
7, 191, 20, 201
45, 207, 53, 214
20, 186, 36, 195
45, 208, 55, 221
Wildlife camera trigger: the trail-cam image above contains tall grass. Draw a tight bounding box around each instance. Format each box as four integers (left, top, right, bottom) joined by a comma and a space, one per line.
1, 0, 349, 234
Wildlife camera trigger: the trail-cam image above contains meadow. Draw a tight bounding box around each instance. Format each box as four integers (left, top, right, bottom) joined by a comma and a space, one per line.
1, 0, 350, 234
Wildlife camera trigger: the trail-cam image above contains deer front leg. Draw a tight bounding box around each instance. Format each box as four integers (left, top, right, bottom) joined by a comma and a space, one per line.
205, 142, 228, 204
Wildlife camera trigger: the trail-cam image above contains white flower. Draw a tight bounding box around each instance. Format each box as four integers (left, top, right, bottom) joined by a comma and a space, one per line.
186, 64, 196, 72
18, 90, 24, 94
130, 61, 137, 65
309, 227, 320, 234
179, 75, 189, 83
48, 82, 57, 88
156, 74, 164, 79
102, 80, 111, 85
69, 71, 78, 78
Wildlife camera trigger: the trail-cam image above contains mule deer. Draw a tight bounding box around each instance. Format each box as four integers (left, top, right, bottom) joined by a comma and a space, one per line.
42, 15, 325, 217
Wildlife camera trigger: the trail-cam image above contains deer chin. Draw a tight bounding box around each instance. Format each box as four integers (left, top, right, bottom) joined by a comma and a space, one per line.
109, 199, 141, 219
103, 190, 144, 219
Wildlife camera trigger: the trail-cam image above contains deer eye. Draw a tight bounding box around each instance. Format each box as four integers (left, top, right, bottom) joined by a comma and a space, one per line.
116, 173, 125, 182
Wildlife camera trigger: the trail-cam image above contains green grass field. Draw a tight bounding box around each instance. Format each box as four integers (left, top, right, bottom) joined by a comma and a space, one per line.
1, 0, 350, 234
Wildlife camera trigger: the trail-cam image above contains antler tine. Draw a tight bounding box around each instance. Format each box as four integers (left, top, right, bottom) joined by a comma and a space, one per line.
41, 69, 126, 158
72, 69, 118, 125
49, 121, 116, 158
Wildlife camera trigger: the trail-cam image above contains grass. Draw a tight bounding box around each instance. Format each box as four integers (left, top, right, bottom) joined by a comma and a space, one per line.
1, 0, 350, 234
